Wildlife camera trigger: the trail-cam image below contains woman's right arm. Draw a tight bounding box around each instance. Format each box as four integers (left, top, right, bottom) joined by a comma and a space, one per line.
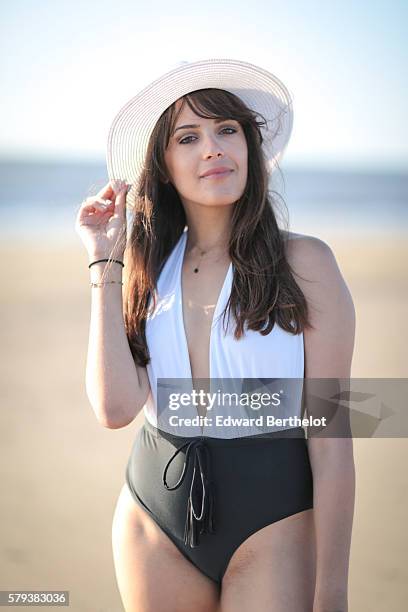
76, 180, 151, 429
86, 258, 150, 428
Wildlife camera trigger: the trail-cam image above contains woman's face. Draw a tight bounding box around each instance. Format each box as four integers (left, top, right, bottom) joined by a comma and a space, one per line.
163, 99, 248, 209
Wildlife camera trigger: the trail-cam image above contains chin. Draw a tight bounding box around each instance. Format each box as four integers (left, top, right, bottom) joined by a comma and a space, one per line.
202, 196, 239, 207
200, 189, 243, 205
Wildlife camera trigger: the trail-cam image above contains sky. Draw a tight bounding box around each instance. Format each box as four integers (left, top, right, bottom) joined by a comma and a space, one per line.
1, 0, 407, 171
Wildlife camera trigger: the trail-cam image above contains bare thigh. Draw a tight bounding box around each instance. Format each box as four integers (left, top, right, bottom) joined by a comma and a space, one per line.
111, 483, 220, 612
220, 509, 316, 612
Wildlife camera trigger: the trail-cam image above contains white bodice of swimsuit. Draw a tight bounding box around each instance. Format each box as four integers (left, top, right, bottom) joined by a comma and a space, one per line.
143, 228, 305, 438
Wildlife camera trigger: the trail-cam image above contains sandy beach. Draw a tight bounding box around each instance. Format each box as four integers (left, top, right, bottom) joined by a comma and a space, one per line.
1, 232, 407, 611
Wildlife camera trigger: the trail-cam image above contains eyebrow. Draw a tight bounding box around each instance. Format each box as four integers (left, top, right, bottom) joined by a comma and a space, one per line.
173, 118, 236, 135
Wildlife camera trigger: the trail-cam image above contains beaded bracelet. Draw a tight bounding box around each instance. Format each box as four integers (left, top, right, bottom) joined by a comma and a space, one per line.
90, 280, 124, 288
89, 258, 124, 287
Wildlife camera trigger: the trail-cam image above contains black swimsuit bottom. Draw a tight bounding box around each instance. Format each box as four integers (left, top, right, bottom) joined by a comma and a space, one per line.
126, 418, 314, 586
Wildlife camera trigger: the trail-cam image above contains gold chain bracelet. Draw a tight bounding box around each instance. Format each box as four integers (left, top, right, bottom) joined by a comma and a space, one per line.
90, 280, 124, 288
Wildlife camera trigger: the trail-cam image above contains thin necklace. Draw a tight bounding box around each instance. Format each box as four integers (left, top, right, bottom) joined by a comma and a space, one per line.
193, 252, 203, 273
191, 245, 228, 273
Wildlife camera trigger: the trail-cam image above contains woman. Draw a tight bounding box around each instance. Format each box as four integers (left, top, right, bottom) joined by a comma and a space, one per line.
75, 59, 355, 612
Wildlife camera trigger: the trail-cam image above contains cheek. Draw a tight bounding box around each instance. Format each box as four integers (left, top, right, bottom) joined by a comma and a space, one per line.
235, 138, 248, 166
171, 152, 193, 176
170, 157, 198, 191
239, 147, 248, 178
175, 163, 196, 186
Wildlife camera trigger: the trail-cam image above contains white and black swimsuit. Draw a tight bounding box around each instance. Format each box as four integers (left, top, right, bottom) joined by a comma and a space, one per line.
125, 228, 313, 584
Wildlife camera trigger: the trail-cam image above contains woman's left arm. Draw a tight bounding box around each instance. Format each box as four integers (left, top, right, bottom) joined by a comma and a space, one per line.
309, 437, 355, 612
288, 236, 356, 612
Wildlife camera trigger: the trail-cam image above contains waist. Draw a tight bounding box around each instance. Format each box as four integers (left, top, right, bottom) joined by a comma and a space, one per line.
143, 416, 306, 446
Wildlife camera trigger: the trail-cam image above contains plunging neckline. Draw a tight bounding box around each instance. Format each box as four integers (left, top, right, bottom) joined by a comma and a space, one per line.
177, 229, 233, 385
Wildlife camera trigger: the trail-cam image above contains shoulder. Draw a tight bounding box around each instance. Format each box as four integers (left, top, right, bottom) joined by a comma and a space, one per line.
281, 231, 356, 377
281, 229, 331, 257
282, 231, 347, 297
281, 230, 340, 291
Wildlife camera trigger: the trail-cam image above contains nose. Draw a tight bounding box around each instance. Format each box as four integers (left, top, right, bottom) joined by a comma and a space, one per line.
204, 150, 224, 160
201, 133, 225, 159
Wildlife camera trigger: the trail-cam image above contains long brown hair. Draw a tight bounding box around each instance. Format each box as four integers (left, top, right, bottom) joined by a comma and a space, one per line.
106, 88, 313, 367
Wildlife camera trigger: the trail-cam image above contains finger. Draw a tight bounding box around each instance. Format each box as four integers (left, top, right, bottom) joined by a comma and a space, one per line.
112, 185, 129, 218
94, 197, 114, 209
96, 179, 128, 200
95, 181, 115, 200
82, 197, 113, 210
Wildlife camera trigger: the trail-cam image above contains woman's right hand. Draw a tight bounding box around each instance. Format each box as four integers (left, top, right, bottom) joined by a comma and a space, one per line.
75, 179, 130, 260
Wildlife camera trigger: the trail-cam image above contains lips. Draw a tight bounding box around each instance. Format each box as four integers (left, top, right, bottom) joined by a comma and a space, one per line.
200, 167, 234, 178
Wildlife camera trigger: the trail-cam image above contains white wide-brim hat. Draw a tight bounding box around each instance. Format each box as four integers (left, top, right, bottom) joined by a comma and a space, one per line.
106, 58, 294, 208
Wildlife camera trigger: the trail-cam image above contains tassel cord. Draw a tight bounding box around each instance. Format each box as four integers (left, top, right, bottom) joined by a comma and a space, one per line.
162, 438, 215, 548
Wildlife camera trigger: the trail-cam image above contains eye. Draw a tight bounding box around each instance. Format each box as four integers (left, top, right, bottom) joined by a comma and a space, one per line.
178, 126, 238, 145
178, 135, 195, 145
221, 127, 237, 136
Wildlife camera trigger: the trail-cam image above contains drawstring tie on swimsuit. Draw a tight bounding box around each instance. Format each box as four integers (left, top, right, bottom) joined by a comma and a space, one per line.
162, 438, 215, 548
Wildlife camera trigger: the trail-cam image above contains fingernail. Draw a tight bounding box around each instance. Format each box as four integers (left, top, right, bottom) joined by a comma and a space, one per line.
112, 179, 125, 194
